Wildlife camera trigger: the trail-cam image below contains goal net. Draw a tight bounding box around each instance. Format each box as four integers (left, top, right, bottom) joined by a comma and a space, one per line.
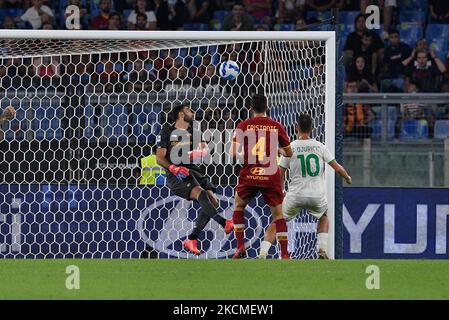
0, 31, 335, 259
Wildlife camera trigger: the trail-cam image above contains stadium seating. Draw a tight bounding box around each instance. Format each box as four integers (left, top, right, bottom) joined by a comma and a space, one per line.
434, 120, 449, 139
274, 24, 295, 31
213, 10, 231, 23
400, 0, 428, 12
381, 78, 405, 93
400, 11, 426, 25
183, 23, 209, 31
426, 24, 449, 40
307, 11, 332, 22
338, 11, 359, 26
399, 22, 423, 47
427, 38, 449, 61
400, 119, 429, 139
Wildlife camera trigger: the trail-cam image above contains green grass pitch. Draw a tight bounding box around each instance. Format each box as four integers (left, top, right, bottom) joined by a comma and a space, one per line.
0, 260, 448, 299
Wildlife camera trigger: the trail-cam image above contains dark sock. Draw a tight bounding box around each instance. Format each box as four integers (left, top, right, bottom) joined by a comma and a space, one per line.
213, 216, 226, 227
188, 211, 211, 240
197, 190, 218, 218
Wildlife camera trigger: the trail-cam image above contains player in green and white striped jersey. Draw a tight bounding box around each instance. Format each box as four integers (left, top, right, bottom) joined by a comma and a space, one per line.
259, 114, 352, 259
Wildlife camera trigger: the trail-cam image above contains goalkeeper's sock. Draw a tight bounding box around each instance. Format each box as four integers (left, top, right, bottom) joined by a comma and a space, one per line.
188, 211, 211, 240
212, 215, 227, 228
197, 190, 218, 218
197, 190, 226, 227
275, 218, 289, 258
233, 210, 245, 248
317, 232, 328, 253
259, 240, 272, 258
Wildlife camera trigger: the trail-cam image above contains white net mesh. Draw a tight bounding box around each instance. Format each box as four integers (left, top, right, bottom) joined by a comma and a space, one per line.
0, 37, 326, 259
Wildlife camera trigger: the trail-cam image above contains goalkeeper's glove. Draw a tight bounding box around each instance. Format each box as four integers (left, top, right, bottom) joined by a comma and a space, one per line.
169, 164, 190, 182
188, 148, 207, 162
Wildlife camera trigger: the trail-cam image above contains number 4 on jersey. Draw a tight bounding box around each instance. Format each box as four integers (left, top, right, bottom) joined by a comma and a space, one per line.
251, 137, 266, 161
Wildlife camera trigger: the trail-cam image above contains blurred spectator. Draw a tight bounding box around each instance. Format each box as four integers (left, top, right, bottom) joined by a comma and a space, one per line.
255, 23, 268, 31
150, 0, 170, 30
186, 0, 211, 23
0, 58, 31, 90
2, 16, 17, 29
342, 0, 360, 10
32, 54, 60, 87
352, 31, 378, 76
343, 80, 374, 139
108, 12, 123, 30
132, 12, 149, 30
201, 64, 221, 87
223, 2, 254, 31
429, 0, 449, 23
0, 0, 24, 9
127, 0, 157, 30
243, 0, 270, 19
382, 29, 412, 79
277, 0, 305, 23
94, 54, 123, 93
17, 0, 54, 29
404, 49, 446, 92
346, 55, 378, 92
167, 0, 189, 30
295, 17, 306, 30
343, 14, 384, 69
400, 83, 425, 120
125, 59, 156, 92
91, 0, 112, 30
308, 0, 341, 12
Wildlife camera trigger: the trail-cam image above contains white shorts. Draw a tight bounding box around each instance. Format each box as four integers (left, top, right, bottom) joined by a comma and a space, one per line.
282, 192, 328, 221
385, 0, 397, 7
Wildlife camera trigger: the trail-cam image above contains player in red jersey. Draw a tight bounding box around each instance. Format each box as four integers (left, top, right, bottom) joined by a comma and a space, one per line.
229, 94, 293, 259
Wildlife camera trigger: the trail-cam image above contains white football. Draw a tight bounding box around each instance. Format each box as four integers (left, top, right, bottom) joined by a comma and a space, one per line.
219, 60, 240, 80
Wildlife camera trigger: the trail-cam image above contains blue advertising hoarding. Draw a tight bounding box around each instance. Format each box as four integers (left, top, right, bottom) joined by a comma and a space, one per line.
0, 184, 316, 259
343, 188, 449, 259
2, 185, 447, 259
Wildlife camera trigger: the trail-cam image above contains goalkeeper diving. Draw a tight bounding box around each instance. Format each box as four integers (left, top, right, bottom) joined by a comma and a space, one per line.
156, 103, 233, 256
258, 114, 352, 259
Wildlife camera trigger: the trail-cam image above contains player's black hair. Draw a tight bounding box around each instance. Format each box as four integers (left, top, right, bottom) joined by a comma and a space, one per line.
354, 13, 366, 27
297, 114, 313, 133
251, 94, 268, 113
169, 102, 188, 123
389, 29, 399, 36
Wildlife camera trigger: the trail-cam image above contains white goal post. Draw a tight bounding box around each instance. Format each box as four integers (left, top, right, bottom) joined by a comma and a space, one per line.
0, 30, 336, 259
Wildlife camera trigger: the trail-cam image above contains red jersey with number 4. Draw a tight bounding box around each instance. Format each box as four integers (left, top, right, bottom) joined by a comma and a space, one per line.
232, 116, 290, 187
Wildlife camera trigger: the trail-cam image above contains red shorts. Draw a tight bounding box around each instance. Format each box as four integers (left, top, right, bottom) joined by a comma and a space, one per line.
236, 183, 284, 207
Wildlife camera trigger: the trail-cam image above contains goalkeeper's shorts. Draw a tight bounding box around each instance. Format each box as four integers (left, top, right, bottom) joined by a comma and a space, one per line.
282, 192, 328, 221
166, 169, 216, 200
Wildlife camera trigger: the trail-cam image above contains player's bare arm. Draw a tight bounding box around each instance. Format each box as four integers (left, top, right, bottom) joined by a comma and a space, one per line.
329, 160, 352, 184
279, 144, 293, 158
